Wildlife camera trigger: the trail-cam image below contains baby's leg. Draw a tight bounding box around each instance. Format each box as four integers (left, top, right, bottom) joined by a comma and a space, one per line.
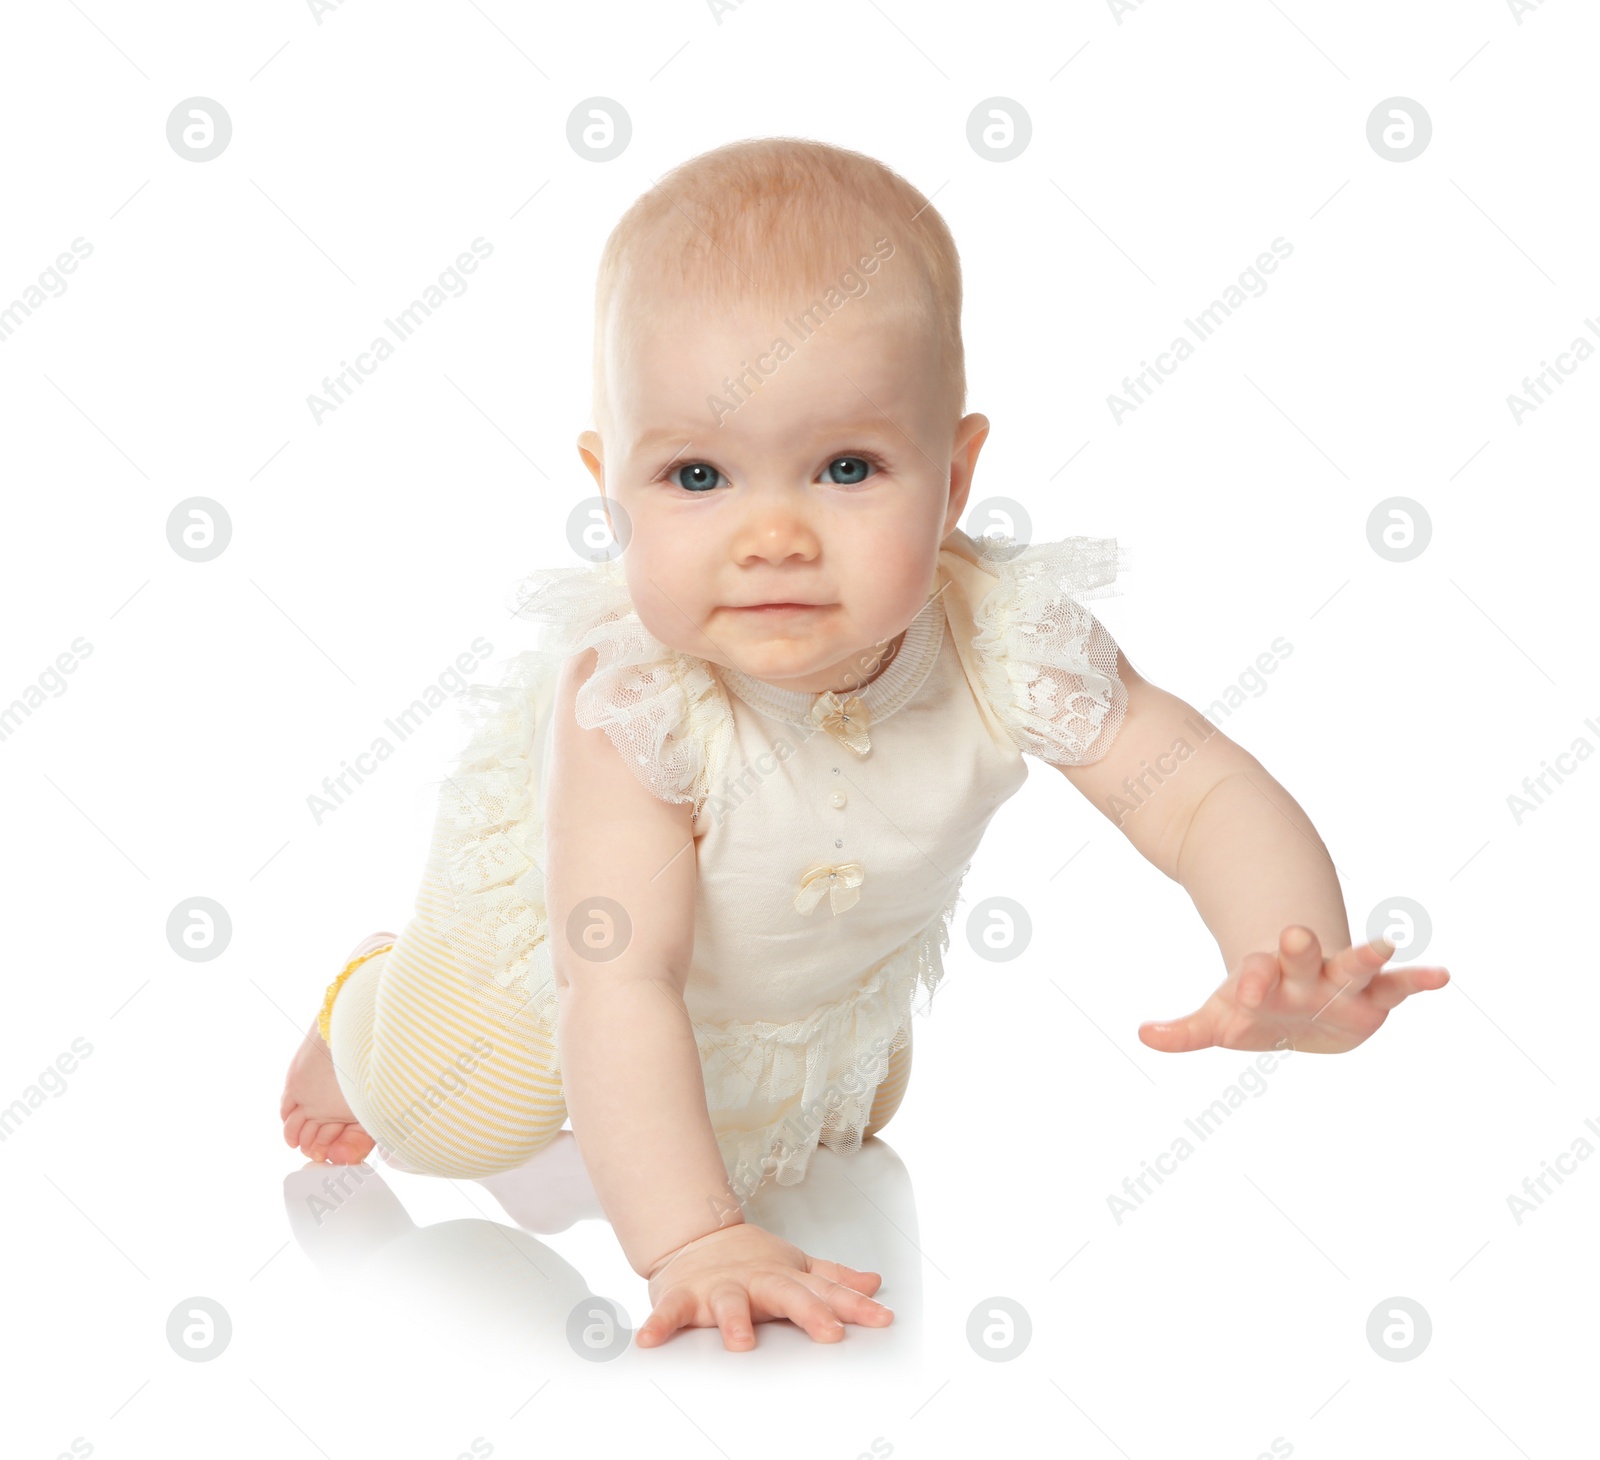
862, 1025, 913, 1140
281, 916, 567, 1176
326, 923, 567, 1178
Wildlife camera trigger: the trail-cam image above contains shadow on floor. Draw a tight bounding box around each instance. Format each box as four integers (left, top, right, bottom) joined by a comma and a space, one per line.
282, 1132, 925, 1369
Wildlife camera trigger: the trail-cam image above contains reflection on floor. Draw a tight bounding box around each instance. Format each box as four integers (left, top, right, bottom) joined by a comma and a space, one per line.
282, 1130, 924, 1368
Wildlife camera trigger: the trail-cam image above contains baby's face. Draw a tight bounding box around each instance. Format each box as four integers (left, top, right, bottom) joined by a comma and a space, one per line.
580, 289, 987, 694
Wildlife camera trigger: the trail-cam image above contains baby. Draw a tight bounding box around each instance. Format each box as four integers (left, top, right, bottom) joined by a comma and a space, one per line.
280, 136, 1451, 1351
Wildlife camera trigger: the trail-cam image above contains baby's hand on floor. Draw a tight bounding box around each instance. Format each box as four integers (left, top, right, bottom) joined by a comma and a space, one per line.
638, 1222, 893, 1350
1137, 925, 1450, 1055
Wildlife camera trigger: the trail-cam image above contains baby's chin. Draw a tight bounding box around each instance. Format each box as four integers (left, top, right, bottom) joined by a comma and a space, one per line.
703, 637, 851, 685
634, 597, 908, 688
715, 632, 906, 695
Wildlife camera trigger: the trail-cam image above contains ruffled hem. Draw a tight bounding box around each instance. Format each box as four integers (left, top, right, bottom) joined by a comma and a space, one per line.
434, 648, 560, 1017
705, 882, 964, 1202
967, 533, 1131, 767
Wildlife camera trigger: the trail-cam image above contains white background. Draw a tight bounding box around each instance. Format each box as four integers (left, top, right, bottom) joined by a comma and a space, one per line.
1, 1, 1595, 1457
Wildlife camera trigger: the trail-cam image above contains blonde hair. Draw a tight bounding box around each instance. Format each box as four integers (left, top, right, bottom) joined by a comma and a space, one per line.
590, 136, 966, 441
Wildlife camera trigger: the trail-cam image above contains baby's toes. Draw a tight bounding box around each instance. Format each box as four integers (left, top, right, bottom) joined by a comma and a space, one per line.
283, 1106, 309, 1149
325, 1124, 375, 1165
301, 1121, 345, 1162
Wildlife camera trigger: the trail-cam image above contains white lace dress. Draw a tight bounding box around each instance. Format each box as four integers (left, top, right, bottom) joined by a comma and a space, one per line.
430, 527, 1129, 1202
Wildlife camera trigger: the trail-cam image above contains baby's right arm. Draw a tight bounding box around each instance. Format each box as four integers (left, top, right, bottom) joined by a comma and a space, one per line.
544, 648, 892, 1349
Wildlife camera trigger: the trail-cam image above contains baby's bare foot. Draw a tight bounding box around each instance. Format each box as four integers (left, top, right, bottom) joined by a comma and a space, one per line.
281, 933, 394, 1163
280, 1019, 375, 1165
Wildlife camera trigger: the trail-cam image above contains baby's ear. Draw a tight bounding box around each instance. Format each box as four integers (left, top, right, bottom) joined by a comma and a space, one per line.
576, 430, 605, 488
944, 411, 990, 533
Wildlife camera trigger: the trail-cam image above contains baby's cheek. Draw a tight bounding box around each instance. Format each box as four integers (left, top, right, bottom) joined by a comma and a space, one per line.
632, 584, 714, 655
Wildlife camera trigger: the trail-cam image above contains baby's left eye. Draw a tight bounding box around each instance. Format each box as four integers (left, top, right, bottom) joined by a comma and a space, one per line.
820, 455, 878, 486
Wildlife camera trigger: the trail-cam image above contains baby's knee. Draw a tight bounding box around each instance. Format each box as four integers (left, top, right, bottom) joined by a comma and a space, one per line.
369, 1100, 564, 1178
357, 1055, 567, 1178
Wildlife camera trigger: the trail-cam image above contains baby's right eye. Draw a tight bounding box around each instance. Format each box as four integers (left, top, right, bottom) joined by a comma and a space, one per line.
667, 463, 724, 492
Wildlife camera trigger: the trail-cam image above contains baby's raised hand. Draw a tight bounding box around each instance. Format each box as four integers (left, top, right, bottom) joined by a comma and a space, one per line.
1137, 925, 1450, 1055
638, 1221, 893, 1350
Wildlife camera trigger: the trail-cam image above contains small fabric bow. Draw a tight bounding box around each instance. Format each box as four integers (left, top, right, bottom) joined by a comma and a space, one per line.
794, 861, 865, 916
809, 691, 872, 755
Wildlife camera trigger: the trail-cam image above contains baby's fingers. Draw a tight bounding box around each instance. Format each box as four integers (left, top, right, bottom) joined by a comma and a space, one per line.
637, 1288, 693, 1348
756, 1273, 846, 1343
802, 1273, 894, 1327
1236, 950, 1283, 1009
708, 1283, 757, 1351
1277, 925, 1323, 986
1329, 937, 1395, 990
1137, 1004, 1223, 1053
1366, 964, 1451, 1011
807, 1257, 882, 1297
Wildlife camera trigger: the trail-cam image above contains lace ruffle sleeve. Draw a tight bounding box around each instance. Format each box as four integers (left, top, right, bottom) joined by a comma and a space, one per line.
508, 557, 732, 819
966, 532, 1131, 767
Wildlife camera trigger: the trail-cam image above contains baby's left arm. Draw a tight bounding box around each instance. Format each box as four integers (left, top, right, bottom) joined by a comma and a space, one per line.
1056, 654, 1449, 1054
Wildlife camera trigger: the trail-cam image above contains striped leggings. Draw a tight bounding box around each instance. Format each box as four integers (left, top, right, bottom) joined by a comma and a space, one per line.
326, 921, 914, 1180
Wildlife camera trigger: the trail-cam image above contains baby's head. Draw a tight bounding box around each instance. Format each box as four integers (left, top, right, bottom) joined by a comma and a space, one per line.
577, 137, 989, 695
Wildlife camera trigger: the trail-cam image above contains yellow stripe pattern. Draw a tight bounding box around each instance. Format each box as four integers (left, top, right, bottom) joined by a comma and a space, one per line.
326, 876, 913, 1182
